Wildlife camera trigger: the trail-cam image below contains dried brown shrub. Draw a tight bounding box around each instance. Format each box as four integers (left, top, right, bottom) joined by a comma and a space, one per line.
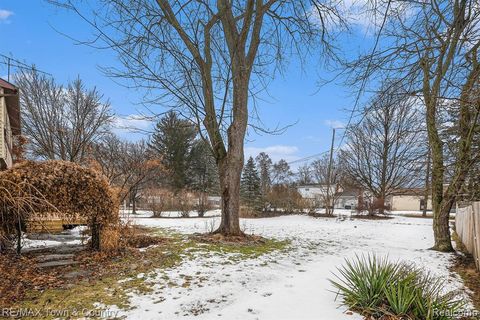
0, 160, 119, 252
267, 185, 306, 214
144, 188, 197, 217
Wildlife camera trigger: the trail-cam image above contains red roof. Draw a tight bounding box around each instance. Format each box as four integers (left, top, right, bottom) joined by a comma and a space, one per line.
0, 78, 17, 91
0, 78, 21, 135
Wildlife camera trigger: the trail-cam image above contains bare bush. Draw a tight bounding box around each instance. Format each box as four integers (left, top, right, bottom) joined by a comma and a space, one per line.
267, 185, 305, 214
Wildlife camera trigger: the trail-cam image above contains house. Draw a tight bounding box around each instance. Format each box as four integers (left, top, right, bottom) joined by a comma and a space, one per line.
0, 78, 20, 170
297, 184, 359, 209
207, 196, 221, 208
336, 189, 359, 210
388, 188, 433, 211
297, 184, 335, 203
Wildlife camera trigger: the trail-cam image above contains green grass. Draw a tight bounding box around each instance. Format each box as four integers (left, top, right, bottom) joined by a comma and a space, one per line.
198, 238, 290, 257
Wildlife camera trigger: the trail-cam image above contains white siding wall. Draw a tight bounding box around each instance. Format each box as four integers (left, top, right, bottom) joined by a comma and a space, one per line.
297, 185, 338, 199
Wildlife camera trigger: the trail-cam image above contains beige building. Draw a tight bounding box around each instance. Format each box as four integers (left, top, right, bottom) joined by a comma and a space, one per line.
0, 78, 20, 169
389, 189, 432, 211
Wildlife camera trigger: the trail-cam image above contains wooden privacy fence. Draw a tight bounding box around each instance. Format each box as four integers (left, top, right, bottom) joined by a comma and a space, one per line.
455, 202, 480, 270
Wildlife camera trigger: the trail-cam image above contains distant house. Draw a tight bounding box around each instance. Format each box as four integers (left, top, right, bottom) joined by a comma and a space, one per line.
336, 189, 359, 210
0, 78, 20, 170
207, 196, 221, 208
296, 184, 359, 209
297, 184, 334, 203
388, 188, 432, 211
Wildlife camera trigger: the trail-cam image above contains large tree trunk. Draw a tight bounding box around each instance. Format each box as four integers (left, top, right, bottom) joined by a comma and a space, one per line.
215, 158, 243, 235
212, 72, 248, 236
433, 196, 454, 251
429, 122, 454, 252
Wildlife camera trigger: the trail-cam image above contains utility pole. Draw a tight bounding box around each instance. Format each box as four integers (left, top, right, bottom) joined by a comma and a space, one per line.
7, 57, 11, 82
325, 128, 336, 215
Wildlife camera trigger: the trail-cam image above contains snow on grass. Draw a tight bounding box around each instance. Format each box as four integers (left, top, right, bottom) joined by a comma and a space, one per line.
115, 214, 470, 320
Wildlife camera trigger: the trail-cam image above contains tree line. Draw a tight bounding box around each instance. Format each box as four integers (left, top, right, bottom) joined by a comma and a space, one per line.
15, 71, 220, 215
16, 69, 479, 223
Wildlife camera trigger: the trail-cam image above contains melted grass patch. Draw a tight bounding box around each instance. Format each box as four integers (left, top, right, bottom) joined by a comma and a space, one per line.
7, 228, 289, 319
190, 233, 291, 259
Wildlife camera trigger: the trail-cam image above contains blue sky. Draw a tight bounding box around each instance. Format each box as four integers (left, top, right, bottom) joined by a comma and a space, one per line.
0, 1, 374, 167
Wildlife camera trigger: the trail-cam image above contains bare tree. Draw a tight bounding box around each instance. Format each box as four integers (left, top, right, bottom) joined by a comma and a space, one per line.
340, 85, 425, 215
16, 70, 113, 162
345, 0, 480, 251
255, 152, 272, 211
89, 135, 162, 211
271, 159, 293, 186
53, 0, 344, 235
297, 164, 313, 185
311, 155, 342, 215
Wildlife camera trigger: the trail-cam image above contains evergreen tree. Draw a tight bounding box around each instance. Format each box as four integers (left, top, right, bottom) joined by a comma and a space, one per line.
190, 139, 219, 195
241, 157, 261, 208
149, 111, 196, 191
255, 152, 272, 198
189, 140, 220, 216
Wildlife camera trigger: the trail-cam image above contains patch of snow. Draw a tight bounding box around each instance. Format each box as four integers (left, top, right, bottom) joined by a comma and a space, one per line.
22, 226, 86, 249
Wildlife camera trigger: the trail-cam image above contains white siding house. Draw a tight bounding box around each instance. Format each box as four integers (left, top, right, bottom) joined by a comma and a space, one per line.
296, 184, 359, 209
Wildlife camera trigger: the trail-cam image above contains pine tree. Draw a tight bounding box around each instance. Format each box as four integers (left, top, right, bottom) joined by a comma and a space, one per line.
148, 111, 196, 191
189, 140, 218, 192
189, 140, 220, 216
241, 157, 261, 208
255, 152, 272, 198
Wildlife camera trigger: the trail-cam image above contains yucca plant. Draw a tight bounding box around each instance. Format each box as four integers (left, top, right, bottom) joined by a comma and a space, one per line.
412, 273, 465, 320
330, 255, 466, 320
330, 254, 401, 316
384, 269, 418, 316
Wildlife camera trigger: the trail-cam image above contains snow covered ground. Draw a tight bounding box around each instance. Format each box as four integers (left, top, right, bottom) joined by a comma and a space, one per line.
118, 212, 470, 320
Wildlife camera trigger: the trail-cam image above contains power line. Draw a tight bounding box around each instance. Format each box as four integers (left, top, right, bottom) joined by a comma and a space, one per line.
287, 150, 330, 165
285, 2, 392, 168
334, 0, 393, 150
0, 53, 52, 81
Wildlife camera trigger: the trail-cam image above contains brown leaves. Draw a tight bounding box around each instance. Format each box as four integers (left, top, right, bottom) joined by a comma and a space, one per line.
0, 160, 119, 250
0, 254, 61, 305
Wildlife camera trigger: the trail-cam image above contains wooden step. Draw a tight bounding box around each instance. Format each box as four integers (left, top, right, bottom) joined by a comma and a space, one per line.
36, 253, 75, 262
37, 259, 79, 268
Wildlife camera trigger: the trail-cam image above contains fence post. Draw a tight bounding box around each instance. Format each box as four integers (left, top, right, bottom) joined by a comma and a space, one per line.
473, 203, 480, 269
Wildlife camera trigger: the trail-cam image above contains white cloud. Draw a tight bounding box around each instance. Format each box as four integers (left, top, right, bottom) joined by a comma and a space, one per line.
113, 114, 153, 134
245, 145, 300, 163
324, 119, 345, 128
0, 9, 13, 22
309, 0, 414, 36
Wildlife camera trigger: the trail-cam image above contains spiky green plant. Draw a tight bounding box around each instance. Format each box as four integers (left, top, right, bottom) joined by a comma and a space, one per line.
330, 254, 401, 315
330, 254, 466, 320
384, 269, 418, 316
